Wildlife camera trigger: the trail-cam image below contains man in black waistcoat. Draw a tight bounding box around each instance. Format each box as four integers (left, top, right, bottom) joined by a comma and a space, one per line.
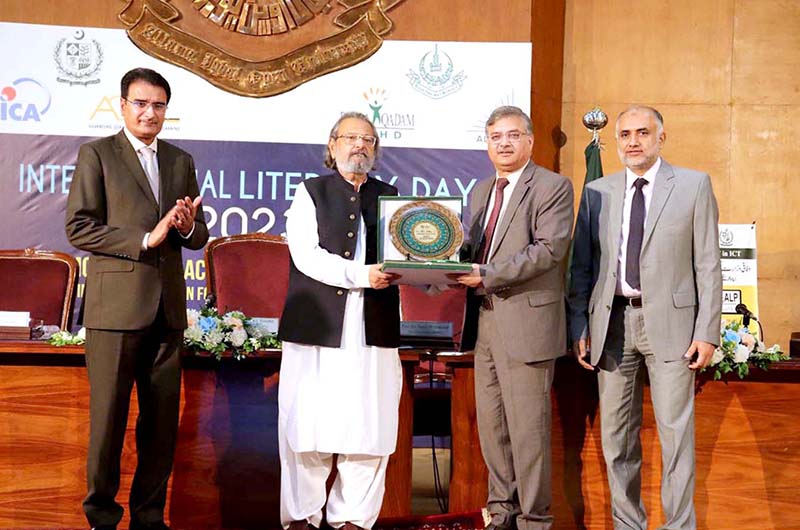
277, 112, 400, 530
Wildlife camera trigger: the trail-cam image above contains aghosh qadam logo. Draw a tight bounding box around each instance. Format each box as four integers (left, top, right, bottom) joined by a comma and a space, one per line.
0, 78, 52, 122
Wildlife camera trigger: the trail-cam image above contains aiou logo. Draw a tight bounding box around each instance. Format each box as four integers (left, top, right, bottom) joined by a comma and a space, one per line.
0, 78, 52, 122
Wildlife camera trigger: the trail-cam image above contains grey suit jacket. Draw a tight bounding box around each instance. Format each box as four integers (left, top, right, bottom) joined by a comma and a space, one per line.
65, 130, 208, 331
568, 160, 722, 364
462, 162, 574, 361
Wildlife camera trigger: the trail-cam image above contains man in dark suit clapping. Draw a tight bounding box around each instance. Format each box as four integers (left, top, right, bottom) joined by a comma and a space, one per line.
66, 67, 208, 530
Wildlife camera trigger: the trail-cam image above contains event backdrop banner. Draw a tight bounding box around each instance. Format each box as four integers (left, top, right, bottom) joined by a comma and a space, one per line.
719, 223, 759, 332
0, 22, 531, 320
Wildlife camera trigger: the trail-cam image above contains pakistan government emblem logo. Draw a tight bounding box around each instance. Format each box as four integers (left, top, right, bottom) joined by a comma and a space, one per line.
719, 228, 734, 247
54, 30, 103, 86
407, 44, 466, 99
117, 0, 406, 97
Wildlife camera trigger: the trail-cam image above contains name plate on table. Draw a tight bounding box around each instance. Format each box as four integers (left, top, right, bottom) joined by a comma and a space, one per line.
401, 321, 453, 338
0, 311, 31, 340
379, 196, 472, 285
249, 317, 279, 334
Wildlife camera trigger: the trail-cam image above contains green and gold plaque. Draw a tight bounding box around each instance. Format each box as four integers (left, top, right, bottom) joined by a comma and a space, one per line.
389, 201, 463, 261
378, 196, 471, 285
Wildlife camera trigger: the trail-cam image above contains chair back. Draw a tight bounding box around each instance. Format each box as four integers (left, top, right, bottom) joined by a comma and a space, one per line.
399, 285, 467, 351
205, 234, 290, 318
0, 249, 78, 330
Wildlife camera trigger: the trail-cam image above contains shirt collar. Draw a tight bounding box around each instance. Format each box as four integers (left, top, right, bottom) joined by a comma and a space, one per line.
123, 127, 158, 154
625, 157, 661, 189
495, 161, 529, 187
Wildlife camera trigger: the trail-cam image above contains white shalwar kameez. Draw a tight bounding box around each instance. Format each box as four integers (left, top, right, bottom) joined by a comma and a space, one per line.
279, 181, 402, 530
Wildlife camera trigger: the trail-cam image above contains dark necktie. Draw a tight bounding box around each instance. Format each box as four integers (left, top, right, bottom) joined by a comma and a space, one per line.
625, 177, 648, 290
478, 178, 510, 264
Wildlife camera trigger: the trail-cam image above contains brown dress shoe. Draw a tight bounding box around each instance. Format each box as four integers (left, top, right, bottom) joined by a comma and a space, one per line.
342, 523, 363, 530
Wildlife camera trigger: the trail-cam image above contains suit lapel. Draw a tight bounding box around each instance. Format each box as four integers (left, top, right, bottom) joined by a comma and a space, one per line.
642, 161, 675, 250
156, 141, 174, 217
469, 177, 494, 261
114, 130, 159, 213
604, 171, 626, 257
489, 162, 533, 260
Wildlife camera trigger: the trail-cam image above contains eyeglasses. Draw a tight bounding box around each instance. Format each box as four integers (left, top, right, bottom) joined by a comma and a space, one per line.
335, 133, 377, 147
488, 130, 529, 144
123, 98, 168, 113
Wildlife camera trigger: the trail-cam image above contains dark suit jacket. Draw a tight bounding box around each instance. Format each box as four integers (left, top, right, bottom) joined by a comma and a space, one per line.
65, 130, 208, 331
462, 162, 574, 360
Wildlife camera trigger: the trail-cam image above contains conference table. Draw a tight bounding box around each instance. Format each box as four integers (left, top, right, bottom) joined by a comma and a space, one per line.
2, 341, 800, 529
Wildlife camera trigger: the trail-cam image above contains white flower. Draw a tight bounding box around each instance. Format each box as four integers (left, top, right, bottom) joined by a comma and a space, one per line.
231, 327, 247, 347
734, 344, 751, 363
184, 327, 203, 342
756, 340, 766, 352
711, 348, 725, 366
77, 327, 86, 340
249, 337, 260, 347
203, 329, 225, 349
187, 309, 200, 328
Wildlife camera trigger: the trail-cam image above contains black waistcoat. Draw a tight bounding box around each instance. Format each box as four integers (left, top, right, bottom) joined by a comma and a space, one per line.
278, 173, 400, 348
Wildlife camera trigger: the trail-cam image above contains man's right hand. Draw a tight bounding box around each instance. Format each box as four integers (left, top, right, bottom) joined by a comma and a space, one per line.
369, 264, 399, 289
146, 207, 177, 248
573, 338, 594, 371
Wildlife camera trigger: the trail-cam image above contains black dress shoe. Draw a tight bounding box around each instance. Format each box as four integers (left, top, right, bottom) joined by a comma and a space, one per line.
91, 526, 117, 530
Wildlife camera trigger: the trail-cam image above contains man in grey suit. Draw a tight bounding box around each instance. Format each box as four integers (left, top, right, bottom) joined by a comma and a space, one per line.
568, 105, 722, 530
456, 106, 574, 530
66, 68, 208, 530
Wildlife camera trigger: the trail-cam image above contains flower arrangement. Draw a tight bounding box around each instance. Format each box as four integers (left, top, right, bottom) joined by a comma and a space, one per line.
48, 327, 86, 346
704, 319, 787, 381
184, 306, 281, 360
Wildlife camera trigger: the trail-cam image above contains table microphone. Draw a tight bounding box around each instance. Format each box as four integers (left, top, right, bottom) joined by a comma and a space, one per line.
735, 303, 764, 341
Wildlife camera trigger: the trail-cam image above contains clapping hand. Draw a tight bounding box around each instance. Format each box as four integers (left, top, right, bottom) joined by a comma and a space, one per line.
172, 195, 202, 236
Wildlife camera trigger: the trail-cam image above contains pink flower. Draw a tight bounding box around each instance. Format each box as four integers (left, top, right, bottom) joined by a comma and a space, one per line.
740, 332, 756, 350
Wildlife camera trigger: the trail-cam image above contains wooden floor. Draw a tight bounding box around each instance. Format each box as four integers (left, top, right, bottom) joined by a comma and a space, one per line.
2, 352, 800, 529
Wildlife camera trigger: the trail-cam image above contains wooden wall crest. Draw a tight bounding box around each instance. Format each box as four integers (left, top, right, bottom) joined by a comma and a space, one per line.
118, 0, 405, 97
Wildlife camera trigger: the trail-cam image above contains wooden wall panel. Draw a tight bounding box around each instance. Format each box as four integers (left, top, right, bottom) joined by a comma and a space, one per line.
390, 0, 531, 42
531, 0, 567, 171
562, 0, 799, 351
731, 105, 800, 345
562, 0, 735, 105
733, 1, 800, 105
2, 1, 120, 28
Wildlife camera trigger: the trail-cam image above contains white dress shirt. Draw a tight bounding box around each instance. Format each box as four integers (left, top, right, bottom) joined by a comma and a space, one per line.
124, 126, 159, 199
616, 157, 661, 297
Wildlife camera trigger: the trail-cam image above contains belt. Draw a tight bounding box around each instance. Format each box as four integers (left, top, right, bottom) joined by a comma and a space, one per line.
614, 295, 642, 308
480, 296, 494, 311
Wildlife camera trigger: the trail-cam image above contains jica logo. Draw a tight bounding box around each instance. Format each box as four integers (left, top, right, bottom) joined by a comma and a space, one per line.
1, 78, 52, 122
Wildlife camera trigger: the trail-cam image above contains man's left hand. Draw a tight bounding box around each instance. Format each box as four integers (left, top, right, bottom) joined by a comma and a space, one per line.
453, 263, 483, 288
684, 340, 716, 370
173, 195, 202, 236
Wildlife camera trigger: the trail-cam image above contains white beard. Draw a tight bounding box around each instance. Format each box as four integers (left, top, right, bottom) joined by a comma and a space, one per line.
338, 154, 374, 174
